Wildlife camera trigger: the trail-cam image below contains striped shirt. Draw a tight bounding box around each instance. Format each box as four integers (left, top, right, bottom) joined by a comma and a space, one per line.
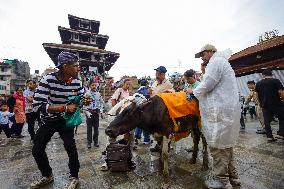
33, 72, 84, 121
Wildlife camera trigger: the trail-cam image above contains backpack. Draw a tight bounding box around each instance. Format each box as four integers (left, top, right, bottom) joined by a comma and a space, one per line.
106, 139, 133, 172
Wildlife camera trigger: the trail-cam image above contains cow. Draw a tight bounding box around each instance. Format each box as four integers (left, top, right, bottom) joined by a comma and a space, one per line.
105, 95, 209, 179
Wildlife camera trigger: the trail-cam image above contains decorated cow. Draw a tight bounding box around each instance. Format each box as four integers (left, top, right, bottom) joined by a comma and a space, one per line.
105, 92, 209, 178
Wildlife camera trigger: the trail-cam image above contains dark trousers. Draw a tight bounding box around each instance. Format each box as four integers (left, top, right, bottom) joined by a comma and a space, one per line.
243, 107, 248, 117
32, 119, 80, 178
10, 121, 24, 136
0, 124, 11, 138
240, 113, 245, 129
86, 112, 99, 145
135, 128, 150, 142
26, 112, 37, 140
249, 106, 257, 119
263, 105, 284, 138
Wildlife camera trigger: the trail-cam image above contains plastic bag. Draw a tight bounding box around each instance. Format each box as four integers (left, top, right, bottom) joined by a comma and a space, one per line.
64, 95, 83, 128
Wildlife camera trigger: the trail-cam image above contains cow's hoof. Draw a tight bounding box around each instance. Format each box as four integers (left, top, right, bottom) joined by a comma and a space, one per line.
189, 157, 196, 164
161, 182, 170, 189
163, 170, 170, 178
202, 164, 209, 171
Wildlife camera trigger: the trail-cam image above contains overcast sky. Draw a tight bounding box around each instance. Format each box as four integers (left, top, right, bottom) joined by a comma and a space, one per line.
0, 0, 283, 80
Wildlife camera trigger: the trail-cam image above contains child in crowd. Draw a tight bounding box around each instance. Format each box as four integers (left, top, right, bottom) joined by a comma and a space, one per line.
0, 103, 14, 141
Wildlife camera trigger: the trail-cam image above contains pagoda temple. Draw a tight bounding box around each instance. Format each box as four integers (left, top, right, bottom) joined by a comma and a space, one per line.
43, 14, 120, 78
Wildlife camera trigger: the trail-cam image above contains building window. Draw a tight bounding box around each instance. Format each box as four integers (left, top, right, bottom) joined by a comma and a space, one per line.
79, 20, 90, 29
0, 76, 4, 81
80, 35, 89, 43
73, 34, 79, 42
1, 68, 4, 72
0, 85, 6, 90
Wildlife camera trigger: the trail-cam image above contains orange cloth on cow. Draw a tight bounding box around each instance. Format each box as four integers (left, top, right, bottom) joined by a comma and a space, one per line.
157, 92, 200, 118
157, 92, 201, 142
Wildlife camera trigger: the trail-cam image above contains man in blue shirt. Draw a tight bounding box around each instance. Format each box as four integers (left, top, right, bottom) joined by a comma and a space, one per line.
84, 82, 104, 149
23, 80, 38, 141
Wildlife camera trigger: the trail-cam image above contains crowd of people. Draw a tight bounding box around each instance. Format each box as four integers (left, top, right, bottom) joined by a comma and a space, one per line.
239, 70, 284, 142
0, 80, 38, 142
0, 44, 283, 189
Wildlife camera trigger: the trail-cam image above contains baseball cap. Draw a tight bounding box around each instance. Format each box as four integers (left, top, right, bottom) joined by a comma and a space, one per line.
184, 69, 195, 77
195, 44, 217, 58
57, 51, 79, 67
154, 66, 167, 73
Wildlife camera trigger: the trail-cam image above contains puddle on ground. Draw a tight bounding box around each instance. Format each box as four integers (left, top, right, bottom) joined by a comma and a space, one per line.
0, 119, 283, 189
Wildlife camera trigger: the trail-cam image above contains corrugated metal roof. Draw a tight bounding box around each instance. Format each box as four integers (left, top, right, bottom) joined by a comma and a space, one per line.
273, 69, 284, 84
236, 69, 284, 96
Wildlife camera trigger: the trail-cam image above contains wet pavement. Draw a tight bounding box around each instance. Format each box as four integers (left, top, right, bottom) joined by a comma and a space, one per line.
0, 117, 283, 189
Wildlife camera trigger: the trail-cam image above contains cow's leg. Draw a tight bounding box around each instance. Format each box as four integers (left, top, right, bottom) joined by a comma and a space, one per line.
169, 140, 177, 154
128, 130, 135, 152
161, 136, 170, 178
127, 130, 137, 169
189, 126, 200, 164
161, 136, 170, 189
201, 132, 209, 170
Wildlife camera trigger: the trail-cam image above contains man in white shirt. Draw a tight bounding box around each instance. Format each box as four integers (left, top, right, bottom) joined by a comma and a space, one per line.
150, 66, 174, 97
149, 66, 174, 152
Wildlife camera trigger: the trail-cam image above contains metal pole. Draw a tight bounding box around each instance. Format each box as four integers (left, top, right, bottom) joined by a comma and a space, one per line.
102, 55, 106, 102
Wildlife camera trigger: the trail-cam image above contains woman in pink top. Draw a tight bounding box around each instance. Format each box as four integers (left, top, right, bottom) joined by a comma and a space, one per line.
111, 79, 131, 107
9, 87, 26, 138
111, 78, 132, 140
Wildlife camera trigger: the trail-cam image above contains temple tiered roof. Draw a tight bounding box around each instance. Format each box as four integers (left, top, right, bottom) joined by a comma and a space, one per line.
58, 26, 109, 49
43, 15, 119, 75
68, 14, 100, 33
43, 43, 119, 73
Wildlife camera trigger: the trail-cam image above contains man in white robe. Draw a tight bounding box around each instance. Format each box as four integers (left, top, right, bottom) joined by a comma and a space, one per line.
187, 44, 241, 189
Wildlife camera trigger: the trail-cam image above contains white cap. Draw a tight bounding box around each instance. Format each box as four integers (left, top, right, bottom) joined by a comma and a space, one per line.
195, 44, 217, 58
